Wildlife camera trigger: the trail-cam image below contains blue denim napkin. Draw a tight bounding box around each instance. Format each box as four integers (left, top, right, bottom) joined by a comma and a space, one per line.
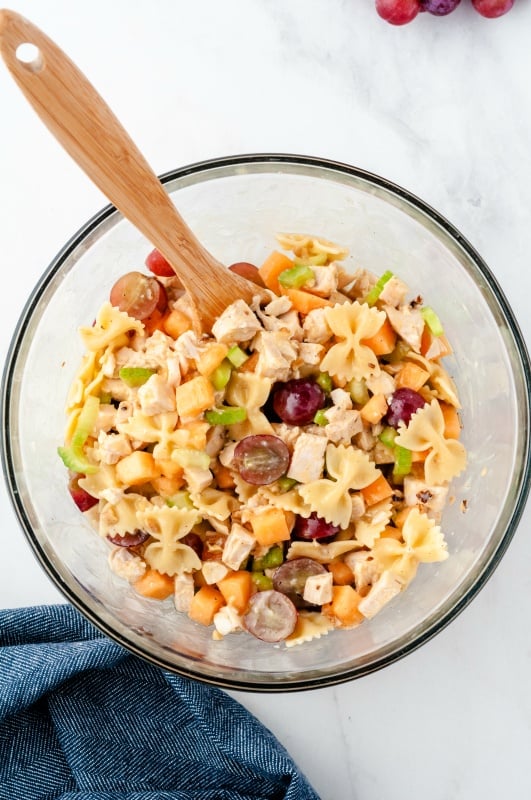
0, 605, 320, 800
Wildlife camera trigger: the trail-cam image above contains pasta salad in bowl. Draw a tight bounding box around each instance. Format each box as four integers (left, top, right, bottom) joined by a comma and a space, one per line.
3, 155, 530, 690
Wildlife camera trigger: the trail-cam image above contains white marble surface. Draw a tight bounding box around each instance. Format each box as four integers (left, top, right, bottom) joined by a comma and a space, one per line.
1, 2, 531, 798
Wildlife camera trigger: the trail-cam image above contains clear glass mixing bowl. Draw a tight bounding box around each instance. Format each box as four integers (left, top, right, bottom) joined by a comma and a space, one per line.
2, 154, 530, 691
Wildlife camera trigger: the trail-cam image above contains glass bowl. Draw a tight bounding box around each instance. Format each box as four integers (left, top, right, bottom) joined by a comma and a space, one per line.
2, 154, 530, 691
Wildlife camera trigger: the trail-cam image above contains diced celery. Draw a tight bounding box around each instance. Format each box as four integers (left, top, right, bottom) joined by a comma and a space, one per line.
294, 254, 328, 267
387, 339, 411, 365
205, 406, 247, 426
251, 572, 274, 591
171, 449, 211, 469
316, 372, 333, 393
57, 395, 100, 475
277, 476, 298, 492
393, 445, 413, 477
421, 306, 444, 337
119, 366, 156, 387
165, 491, 194, 509
226, 345, 249, 368
364, 270, 394, 307
379, 426, 397, 449
348, 378, 370, 406
278, 264, 314, 289
99, 391, 112, 404
261, 545, 284, 569
313, 409, 329, 426
210, 359, 233, 391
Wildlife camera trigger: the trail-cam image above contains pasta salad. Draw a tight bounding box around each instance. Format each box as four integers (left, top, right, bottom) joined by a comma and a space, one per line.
59, 233, 466, 646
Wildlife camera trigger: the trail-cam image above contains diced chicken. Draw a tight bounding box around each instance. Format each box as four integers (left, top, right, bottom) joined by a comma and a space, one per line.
343, 268, 377, 300
165, 353, 182, 387
308, 264, 339, 297
184, 467, 213, 494
115, 401, 135, 426
287, 432, 327, 483
93, 404, 117, 434
379, 276, 409, 307
276, 310, 304, 340
358, 570, 403, 619
144, 330, 175, 367
385, 304, 424, 353
298, 342, 325, 366
252, 331, 298, 382
355, 427, 376, 451
101, 349, 116, 378
205, 425, 226, 458
323, 407, 363, 445
373, 440, 395, 464
303, 571, 333, 605
271, 423, 302, 450
138, 373, 176, 415
202, 560, 230, 585
108, 547, 146, 584
211, 299, 262, 343
222, 524, 256, 571
344, 551, 380, 594
366, 372, 396, 396
302, 307, 333, 344
264, 295, 292, 316
99, 487, 125, 505
213, 604, 243, 637
100, 378, 131, 402
350, 493, 366, 521
330, 388, 353, 411
174, 572, 195, 613
403, 476, 449, 520
97, 431, 133, 465
174, 330, 202, 372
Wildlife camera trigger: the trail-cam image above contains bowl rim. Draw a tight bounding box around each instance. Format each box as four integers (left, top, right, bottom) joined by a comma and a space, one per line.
2, 152, 531, 692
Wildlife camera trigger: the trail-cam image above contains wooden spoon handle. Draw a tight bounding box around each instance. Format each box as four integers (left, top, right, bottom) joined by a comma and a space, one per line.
0, 9, 258, 332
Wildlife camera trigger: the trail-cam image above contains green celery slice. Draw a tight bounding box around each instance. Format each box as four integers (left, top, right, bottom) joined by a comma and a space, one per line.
421, 306, 444, 337
261, 545, 284, 569
277, 476, 298, 492
226, 345, 249, 368
278, 264, 315, 289
205, 406, 247, 426
316, 372, 333, 393
211, 359, 233, 391
364, 270, 394, 307
293, 254, 328, 267
119, 367, 156, 387
165, 491, 194, 509
379, 426, 397, 449
313, 409, 329, 426
57, 394, 100, 474
348, 378, 370, 406
393, 445, 413, 477
172, 449, 211, 469
251, 572, 274, 591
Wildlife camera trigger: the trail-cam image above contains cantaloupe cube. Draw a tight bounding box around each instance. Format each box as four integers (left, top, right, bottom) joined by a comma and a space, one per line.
188, 585, 225, 626
115, 451, 160, 486
249, 508, 291, 547
155, 458, 185, 480
134, 568, 174, 600
162, 308, 193, 339
328, 560, 355, 586
196, 343, 229, 377
150, 475, 185, 497
360, 393, 388, 424
395, 362, 430, 392
176, 376, 215, 419
322, 585, 364, 627
440, 401, 461, 439
217, 570, 253, 614
361, 318, 397, 356
258, 250, 294, 294
360, 474, 394, 506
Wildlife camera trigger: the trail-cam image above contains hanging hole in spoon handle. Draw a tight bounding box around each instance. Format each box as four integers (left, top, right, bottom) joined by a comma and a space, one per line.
0, 9, 263, 333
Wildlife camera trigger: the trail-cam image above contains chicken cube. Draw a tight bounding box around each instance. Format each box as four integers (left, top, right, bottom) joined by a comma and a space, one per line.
287, 432, 327, 483
308, 264, 338, 297
222, 524, 256, 571
323, 407, 363, 445
385, 304, 425, 353
330, 388, 353, 411
184, 466, 213, 494
379, 276, 409, 307
298, 342, 325, 366
403, 476, 449, 520
174, 572, 195, 613
344, 551, 380, 594
202, 560, 230, 585
213, 604, 243, 637
97, 431, 133, 465
303, 571, 333, 605
357, 570, 403, 619
211, 299, 262, 343
108, 547, 147, 584
302, 307, 333, 344
138, 373, 176, 415
253, 331, 298, 382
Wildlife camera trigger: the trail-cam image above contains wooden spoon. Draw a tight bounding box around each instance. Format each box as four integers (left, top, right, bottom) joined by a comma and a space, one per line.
0, 9, 263, 333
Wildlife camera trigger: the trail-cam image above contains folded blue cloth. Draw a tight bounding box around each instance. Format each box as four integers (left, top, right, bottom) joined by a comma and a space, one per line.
0, 605, 320, 800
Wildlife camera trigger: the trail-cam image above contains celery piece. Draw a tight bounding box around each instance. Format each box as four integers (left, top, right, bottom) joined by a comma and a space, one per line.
313, 409, 329, 426
226, 345, 249, 368
421, 306, 444, 337
57, 394, 100, 474
251, 572, 274, 591
205, 406, 247, 426
393, 445, 413, 477
316, 371, 333, 393
172, 449, 211, 469
364, 270, 394, 307
277, 476, 298, 492
165, 491, 194, 509
251, 556, 264, 572
261, 545, 284, 569
387, 339, 411, 365
348, 378, 370, 406
211, 359, 233, 391
379, 426, 397, 449
119, 366, 156, 387
294, 254, 328, 267
278, 264, 315, 289
99, 391, 112, 404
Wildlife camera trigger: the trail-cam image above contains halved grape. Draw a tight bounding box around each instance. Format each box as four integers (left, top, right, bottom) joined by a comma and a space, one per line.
293, 513, 340, 541
145, 248, 175, 278
242, 589, 297, 642
180, 532, 203, 559
228, 262, 265, 287
107, 530, 150, 547
385, 388, 426, 428
272, 379, 326, 425
233, 435, 290, 485
68, 475, 99, 512
272, 557, 327, 607
109, 272, 162, 320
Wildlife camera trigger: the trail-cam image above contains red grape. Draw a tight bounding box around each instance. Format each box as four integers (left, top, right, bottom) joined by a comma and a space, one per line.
376, 0, 422, 24
293, 513, 340, 541
233, 435, 290, 485
421, 0, 460, 13
385, 388, 426, 428
242, 590, 297, 642
145, 248, 174, 277
272, 379, 326, 426
107, 530, 150, 547
109, 272, 162, 320
471, 0, 513, 17
272, 557, 327, 606
68, 475, 98, 512
228, 262, 266, 287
